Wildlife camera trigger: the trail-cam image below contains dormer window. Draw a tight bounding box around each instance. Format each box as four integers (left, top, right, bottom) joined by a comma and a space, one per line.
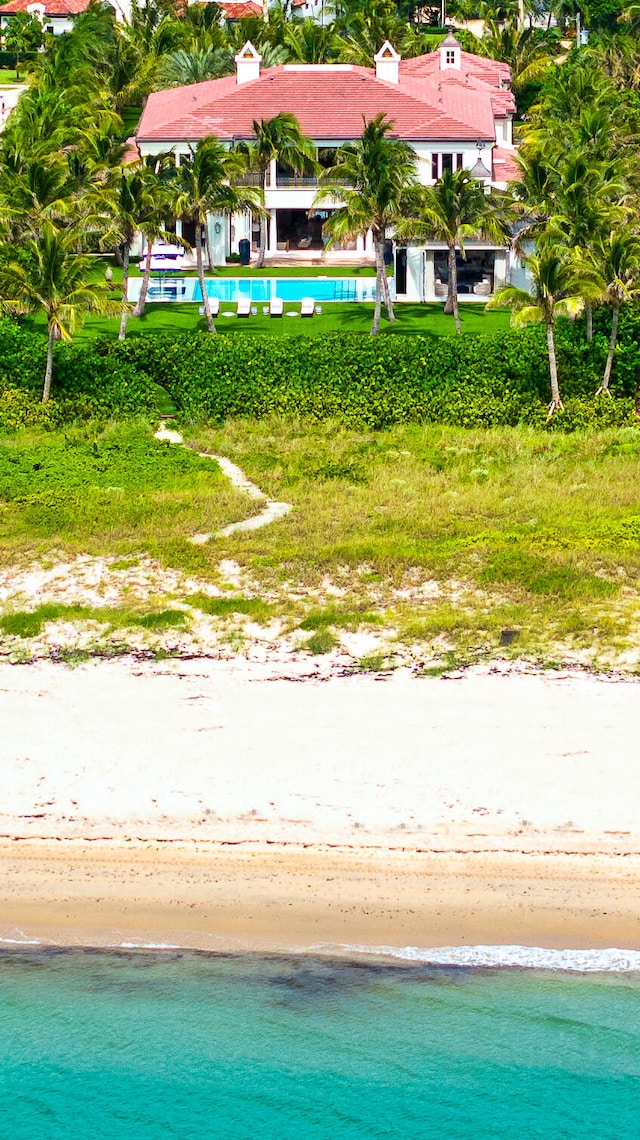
440, 32, 461, 71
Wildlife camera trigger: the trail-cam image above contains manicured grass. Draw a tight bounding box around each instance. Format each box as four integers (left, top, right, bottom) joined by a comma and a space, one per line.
93, 258, 383, 282
0, 70, 18, 83
3, 418, 640, 668
25, 301, 510, 342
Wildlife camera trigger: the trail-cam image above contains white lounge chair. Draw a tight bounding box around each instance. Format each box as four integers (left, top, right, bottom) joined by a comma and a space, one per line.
269, 297, 284, 317
199, 298, 220, 317
237, 298, 251, 317
300, 297, 315, 318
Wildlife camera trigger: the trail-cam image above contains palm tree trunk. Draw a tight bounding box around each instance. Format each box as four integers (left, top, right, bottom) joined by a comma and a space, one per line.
118, 245, 130, 342
380, 236, 396, 323
596, 305, 618, 395
256, 171, 268, 269
444, 244, 461, 334
585, 301, 593, 341
42, 323, 55, 403
133, 238, 152, 318
196, 223, 215, 334
546, 321, 563, 415
372, 236, 385, 336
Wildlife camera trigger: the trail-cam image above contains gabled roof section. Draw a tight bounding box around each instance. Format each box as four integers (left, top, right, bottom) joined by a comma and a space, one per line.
137, 58, 499, 145
219, 1, 262, 16
400, 47, 516, 118
0, 0, 89, 14
492, 145, 521, 184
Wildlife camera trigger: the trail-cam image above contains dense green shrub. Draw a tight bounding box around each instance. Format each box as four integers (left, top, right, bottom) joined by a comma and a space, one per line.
0, 319, 157, 424
0, 387, 59, 431
98, 323, 637, 431
1, 314, 638, 431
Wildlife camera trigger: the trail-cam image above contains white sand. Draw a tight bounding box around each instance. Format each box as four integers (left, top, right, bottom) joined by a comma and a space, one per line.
1, 660, 638, 851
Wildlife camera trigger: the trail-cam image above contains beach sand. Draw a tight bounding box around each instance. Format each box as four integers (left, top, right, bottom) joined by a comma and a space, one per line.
1, 660, 639, 952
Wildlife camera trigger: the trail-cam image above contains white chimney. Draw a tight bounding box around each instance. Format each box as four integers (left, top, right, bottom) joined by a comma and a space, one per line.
440, 31, 461, 71
235, 41, 262, 85
374, 41, 400, 85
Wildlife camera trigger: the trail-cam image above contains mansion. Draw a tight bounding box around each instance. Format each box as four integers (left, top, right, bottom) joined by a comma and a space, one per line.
136, 33, 522, 303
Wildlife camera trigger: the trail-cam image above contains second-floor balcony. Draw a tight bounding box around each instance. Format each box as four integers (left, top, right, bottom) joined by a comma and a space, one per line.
275, 173, 318, 189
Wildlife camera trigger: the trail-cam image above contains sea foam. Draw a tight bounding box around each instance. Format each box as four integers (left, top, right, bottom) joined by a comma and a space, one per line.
335, 943, 640, 972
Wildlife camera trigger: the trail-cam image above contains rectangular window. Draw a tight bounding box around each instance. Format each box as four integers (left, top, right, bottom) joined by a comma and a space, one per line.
456, 153, 464, 170
446, 49, 455, 64
431, 153, 439, 180
442, 154, 453, 174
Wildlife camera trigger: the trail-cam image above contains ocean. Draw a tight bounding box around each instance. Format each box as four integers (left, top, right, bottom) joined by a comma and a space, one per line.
1, 947, 639, 1138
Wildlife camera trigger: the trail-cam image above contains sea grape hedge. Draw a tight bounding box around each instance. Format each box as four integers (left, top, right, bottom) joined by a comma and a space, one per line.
100, 321, 638, 432
1, 313, 639, 432
0, 319, 157, 428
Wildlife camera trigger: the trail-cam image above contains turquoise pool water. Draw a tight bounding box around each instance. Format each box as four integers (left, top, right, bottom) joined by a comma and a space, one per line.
1, 948, 639, 1138
128, 276, 384, 304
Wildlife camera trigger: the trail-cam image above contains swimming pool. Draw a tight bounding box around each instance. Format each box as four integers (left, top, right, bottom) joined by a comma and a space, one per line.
127, 276, 389, 304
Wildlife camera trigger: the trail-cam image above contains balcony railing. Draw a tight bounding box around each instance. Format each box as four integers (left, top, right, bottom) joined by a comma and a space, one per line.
231, 172, 263, 187
275, 174, 318, 189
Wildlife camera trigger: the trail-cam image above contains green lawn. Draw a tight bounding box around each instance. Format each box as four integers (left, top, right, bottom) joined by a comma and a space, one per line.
0, 70, 19, 84
2, 418, 640, 671
25, 300, 510, 342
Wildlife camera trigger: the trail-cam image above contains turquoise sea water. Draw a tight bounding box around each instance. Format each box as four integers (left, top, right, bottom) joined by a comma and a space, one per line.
1, 949, 639, 1139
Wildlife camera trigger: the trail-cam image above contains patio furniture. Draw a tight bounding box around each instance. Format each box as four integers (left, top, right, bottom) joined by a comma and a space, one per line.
199, 298, 220, 316
276, 240, 289, 252
269, 297, 284, 317
434, 281, 447, 297
297, 235, 313, 249
473, 279, 492, 296
300, 297, 315, 317
237, 298, 251, 317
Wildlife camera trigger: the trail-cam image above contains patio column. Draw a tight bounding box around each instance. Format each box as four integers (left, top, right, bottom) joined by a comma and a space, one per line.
268, 158, 276, 189
423, 249, 435, 302
356, 233, 365, 254
494, 250, 507, 289
364, 228, 374, 255
267, 209, 278, 254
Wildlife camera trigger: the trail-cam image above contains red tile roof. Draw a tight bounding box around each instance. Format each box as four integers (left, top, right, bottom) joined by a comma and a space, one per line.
492, 146, 521, 183
138, 60, 499, 144
122, 136, 140, 164
219, 1, 262, 17
0, 0, 89, 13
400, 48, 516, 118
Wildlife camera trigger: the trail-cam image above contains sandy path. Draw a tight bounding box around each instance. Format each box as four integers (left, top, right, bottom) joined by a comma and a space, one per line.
154, 424, 291, 542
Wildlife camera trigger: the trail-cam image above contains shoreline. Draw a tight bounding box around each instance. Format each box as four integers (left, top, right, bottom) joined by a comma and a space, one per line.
2, 842, 639, 956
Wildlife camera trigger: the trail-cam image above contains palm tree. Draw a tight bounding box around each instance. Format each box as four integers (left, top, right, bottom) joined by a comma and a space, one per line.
155, 46, 234, 87
544, 150, 627, 341
129, 156, 177, 319
589, 229, 640, 395
316, 114, 417, 336
487, 246, 598, 415
400, 168, 510, 334
246, 113, 317, 269
0, 225, 115, 402
477, 21, 561, 93
99, 165, 161, 340
170, 136, 263, 332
